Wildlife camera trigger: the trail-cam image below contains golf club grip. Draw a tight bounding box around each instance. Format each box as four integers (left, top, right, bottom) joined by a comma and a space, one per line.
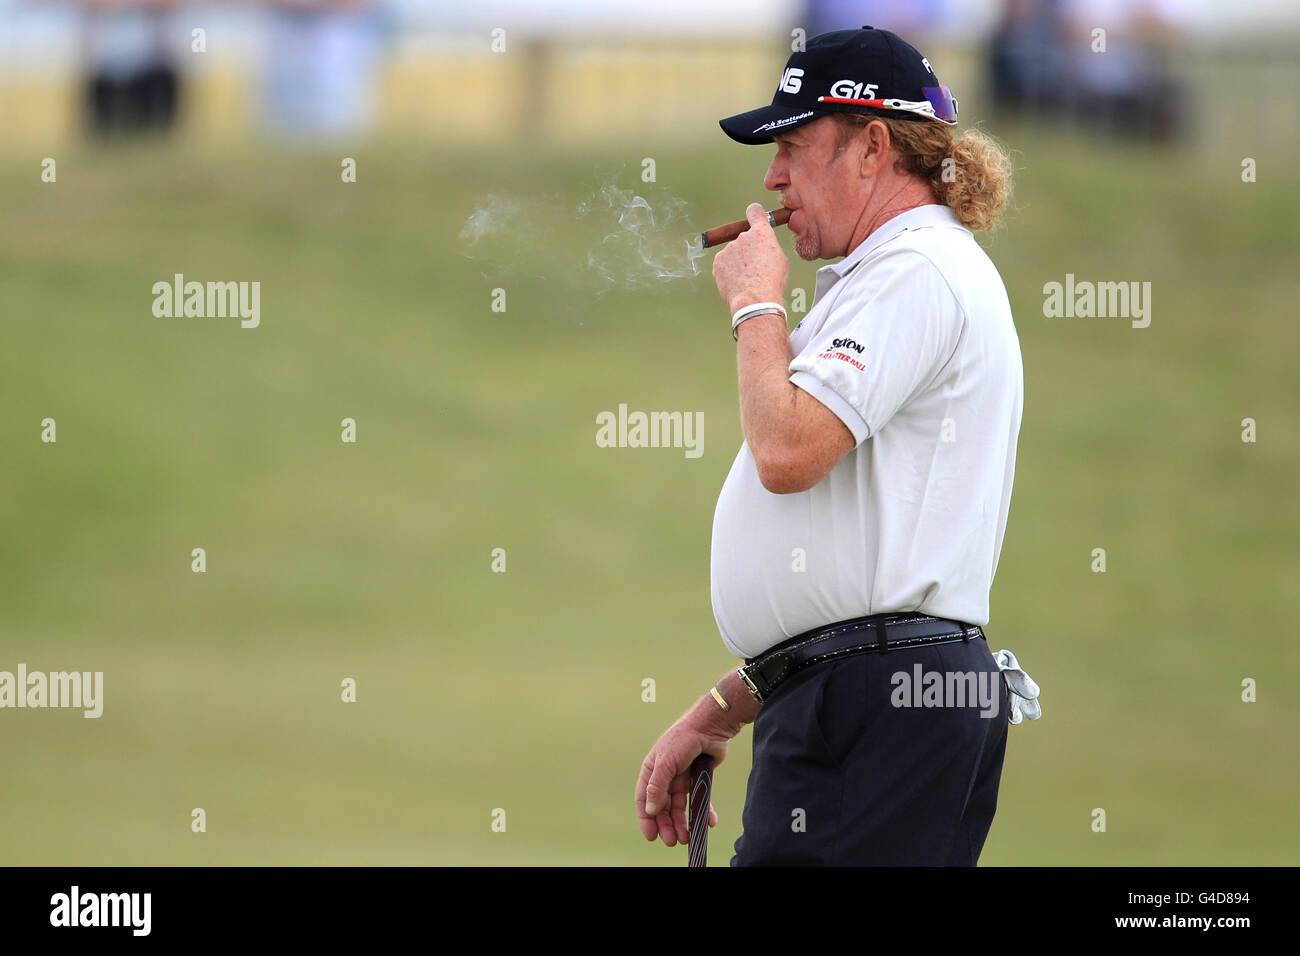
700, 207, 792, 248
687, 754, 715, 868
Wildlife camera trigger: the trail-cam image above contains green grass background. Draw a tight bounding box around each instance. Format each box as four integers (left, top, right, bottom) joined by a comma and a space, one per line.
1, 124, 1297, 865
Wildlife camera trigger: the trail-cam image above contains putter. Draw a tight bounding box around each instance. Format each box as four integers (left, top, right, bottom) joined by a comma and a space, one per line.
687, 754, 715, 868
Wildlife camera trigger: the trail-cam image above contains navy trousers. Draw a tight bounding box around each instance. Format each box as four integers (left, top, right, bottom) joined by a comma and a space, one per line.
731, 636, 1009, 866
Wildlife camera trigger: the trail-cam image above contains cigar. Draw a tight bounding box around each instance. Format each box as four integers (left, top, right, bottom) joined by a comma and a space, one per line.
700, 207, 793, 249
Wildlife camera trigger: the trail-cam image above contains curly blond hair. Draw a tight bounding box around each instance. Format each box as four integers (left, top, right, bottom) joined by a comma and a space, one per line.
834, 114, 1013, 232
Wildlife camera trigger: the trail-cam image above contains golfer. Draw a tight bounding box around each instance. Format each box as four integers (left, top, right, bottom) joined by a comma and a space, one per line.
636, 27, 1037, 865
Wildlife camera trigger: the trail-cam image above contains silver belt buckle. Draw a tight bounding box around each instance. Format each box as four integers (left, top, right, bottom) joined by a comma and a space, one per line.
736, 664, 765, 703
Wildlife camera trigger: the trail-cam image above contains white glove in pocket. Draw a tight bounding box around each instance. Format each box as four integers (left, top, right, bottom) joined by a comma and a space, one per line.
992, 648, 1041, 725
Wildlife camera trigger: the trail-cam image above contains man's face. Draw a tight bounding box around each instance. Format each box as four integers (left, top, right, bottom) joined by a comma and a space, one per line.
765, 116, 864, 261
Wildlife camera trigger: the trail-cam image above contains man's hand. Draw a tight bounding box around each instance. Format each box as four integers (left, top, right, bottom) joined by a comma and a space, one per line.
635, 710, 733, 847
712, 202, 790, 315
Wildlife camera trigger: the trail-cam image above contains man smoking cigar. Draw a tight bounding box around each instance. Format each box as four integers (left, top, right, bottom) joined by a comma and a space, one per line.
635, 26, 1039, 865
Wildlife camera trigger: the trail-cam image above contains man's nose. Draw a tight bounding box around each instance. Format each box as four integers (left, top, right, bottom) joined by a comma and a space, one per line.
763, 153, 788, 192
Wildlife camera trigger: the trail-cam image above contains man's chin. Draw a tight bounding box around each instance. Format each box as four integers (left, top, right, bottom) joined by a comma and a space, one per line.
793, 236, 820, 261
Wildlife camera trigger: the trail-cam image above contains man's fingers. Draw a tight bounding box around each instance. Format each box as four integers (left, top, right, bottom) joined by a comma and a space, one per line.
635, 751, 651, 803
656, 810, 677, 847
636, 779, 659, 841
643, 781, 669, 818
635, 750, 658, 839
638, 735, 727, 847
745, 201, 770, 231
642, 748, 680, 817
670, 782, 690, 846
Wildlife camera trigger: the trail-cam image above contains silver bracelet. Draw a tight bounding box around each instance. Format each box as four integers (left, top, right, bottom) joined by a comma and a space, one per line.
731, 301, 787, 340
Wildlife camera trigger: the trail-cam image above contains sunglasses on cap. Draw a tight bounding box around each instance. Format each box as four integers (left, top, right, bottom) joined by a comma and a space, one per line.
817, 85, 958, 125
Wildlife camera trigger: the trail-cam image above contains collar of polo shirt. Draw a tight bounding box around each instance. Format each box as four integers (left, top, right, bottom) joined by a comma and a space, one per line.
807, 204, 968, 312
828, 204, 968, 279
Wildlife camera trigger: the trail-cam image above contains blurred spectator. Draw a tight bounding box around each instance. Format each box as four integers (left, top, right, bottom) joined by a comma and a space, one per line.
261, 0, 384, 144
802, 0, 946, 39
987, 0, 1187, 142
1061, 0, 1188, 142
79, 0, 186, 138
988, 0, 1069, 120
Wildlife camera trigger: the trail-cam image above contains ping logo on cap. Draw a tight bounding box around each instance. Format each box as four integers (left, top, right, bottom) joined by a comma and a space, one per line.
779, 67, 804, 94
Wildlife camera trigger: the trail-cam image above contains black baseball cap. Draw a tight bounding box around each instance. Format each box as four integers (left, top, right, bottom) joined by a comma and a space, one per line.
719, 26, 958, 145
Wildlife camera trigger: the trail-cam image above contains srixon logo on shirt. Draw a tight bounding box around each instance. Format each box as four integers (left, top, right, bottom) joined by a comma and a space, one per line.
818, 337, 867, 371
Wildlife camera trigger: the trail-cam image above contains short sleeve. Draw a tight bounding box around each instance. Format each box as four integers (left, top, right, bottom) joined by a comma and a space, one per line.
788, 249, 963, 446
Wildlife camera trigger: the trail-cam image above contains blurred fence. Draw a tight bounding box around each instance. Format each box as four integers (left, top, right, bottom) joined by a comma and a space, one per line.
0, 12, 1297, 153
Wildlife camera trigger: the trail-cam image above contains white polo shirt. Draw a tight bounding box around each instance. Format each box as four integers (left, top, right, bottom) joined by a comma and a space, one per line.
710, 204, 1024, 660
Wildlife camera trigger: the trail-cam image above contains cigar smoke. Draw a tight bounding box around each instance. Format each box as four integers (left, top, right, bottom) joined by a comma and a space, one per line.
459, 194, 521, 246
576, 183, 701, 290
458, 173, 703, 292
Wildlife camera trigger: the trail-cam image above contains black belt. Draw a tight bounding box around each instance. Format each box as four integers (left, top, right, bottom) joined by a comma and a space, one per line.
737, 612, 984, 703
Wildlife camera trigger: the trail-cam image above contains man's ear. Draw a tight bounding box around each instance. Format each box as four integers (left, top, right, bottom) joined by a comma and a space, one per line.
859, 119, 891, 179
